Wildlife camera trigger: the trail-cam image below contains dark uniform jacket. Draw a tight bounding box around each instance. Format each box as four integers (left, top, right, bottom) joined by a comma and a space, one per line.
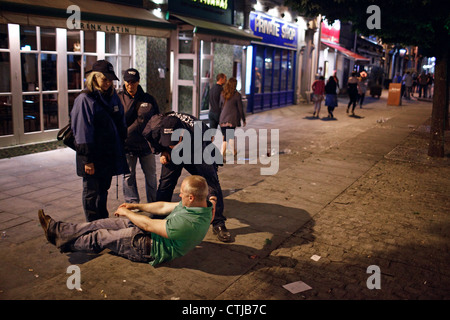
118, 85, 159, 156
142, 111, 211, 155
70, 89, 129, 177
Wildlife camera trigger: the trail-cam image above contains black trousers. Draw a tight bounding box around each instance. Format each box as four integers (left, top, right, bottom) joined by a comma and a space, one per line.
157, 161, 226, 227
82, 174, 113, 222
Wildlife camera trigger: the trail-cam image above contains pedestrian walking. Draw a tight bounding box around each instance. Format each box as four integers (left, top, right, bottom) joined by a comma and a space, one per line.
70, 60, 129, 222
118, 68, 160, 204
427, 73, 434, 98
142, 111, 231, 243
418, 72, 428, 98
403, 71, 413, 100
358, 71, 368, 108
209, 73, 227, 130
412, 72, 418, 96
311, 76, 325, 118
219, 77, 246, 160
38, 175, 214, 266
324, 76, 338, 119
346, 71, 359, 115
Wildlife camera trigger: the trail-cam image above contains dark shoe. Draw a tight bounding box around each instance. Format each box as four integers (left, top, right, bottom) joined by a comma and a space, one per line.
213, 225, 232, 242
38, 209, 56, 245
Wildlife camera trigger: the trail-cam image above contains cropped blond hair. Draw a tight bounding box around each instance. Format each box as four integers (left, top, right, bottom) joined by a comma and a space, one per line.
182, 175, 209, 200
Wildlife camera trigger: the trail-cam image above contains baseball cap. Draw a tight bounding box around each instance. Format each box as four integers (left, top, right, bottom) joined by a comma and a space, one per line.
159, 116, 183, 147
123, 68, 140, 82
86, 60, 119, 81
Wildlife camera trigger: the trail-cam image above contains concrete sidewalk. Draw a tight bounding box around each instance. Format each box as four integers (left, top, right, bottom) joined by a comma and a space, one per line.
0, 92, 449, 301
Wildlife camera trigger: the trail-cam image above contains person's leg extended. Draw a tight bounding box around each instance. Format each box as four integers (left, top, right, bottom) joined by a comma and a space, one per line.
71, 226, 152, 262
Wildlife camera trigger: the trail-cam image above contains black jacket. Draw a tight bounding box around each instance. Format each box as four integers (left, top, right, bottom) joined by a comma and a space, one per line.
118, 85, 160, 155
142, 112, 211, 155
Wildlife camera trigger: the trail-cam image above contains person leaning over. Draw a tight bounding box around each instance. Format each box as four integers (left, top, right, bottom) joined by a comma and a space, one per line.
142, 112, 231, 242
118, 68, 160, 204
38, 175, 215, 266
70, 60, 129, 222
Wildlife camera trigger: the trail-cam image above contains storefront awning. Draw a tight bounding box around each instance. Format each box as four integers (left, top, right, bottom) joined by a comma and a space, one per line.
322, 40, 370, 62
0, 0, 175, 37
171, 14, 262, 46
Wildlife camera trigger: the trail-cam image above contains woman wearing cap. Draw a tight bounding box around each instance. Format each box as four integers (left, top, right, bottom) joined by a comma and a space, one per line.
70, 60, 129, 222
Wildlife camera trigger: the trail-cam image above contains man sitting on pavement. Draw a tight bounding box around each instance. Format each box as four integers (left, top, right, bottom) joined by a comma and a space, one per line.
38, 175, 215, 266
143, 111, 231, 242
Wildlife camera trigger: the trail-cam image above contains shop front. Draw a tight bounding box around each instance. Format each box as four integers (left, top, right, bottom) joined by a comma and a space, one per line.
246, 11, 298, 113
317, 20, 370, 90
0, 0, 174, 147
167, 0, 260, 119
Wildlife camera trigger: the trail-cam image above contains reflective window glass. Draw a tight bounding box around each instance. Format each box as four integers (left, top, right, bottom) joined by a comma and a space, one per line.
0, 52, 11, 92
178, 85, 192, 114
41, 54, 57, 91
264, 47, 273, 93
67, 30, 81, 52
0, 95, 13, 136
40, 28, 56, 51
0, 24, 8, 49
23, 94, 40, 132
105, 33, 116, 53
179, 60, 193, 80
68, 55, 82, 90
21, 53, 39, 91
20, 26, 37, 51
84, 31, 96, 52
43, 93, 58, 130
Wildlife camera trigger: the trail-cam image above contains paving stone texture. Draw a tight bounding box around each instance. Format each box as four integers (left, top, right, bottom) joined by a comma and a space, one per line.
0, 92, 449, 303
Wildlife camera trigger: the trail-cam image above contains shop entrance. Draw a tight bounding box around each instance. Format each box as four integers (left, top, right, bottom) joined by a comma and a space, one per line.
248, 44, 296, 113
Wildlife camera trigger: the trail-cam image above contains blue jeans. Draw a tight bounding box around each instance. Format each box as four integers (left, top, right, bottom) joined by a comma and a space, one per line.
123, 153, 157, 203
51, 217, 152, 263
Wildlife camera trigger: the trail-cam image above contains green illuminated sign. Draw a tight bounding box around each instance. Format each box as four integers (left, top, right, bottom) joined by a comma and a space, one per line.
191, 0, 228, 10
169, 0, 233, 25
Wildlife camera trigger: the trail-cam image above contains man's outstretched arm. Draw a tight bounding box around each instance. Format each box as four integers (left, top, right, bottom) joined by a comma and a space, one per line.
115, 207, 169, 238
119, 201, 178, 216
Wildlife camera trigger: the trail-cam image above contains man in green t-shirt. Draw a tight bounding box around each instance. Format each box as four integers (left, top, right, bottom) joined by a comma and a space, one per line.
38, 175, 215, 266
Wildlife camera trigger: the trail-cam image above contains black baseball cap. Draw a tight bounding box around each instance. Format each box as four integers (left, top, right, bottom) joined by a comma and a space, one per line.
123, 68, 140, 82
159, 116, 183, 147
86, 60, 119, 81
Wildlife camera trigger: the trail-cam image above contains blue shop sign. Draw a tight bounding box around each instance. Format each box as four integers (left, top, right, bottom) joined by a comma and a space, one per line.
249, 12, 298, 49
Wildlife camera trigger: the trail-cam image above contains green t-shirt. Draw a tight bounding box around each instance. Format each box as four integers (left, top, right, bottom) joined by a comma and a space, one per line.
150, 201, 212, 266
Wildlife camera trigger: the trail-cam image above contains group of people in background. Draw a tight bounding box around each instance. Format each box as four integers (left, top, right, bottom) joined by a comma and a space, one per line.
393, 71, 434, 100
311, 71, 369, 119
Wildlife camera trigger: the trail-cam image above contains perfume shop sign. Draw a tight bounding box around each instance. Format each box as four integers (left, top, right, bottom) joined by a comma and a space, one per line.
250, 12, 298, 49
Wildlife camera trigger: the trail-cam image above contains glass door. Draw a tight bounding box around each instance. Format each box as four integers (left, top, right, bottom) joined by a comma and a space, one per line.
200, 40, 213, 117
174, 28, 197, 115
